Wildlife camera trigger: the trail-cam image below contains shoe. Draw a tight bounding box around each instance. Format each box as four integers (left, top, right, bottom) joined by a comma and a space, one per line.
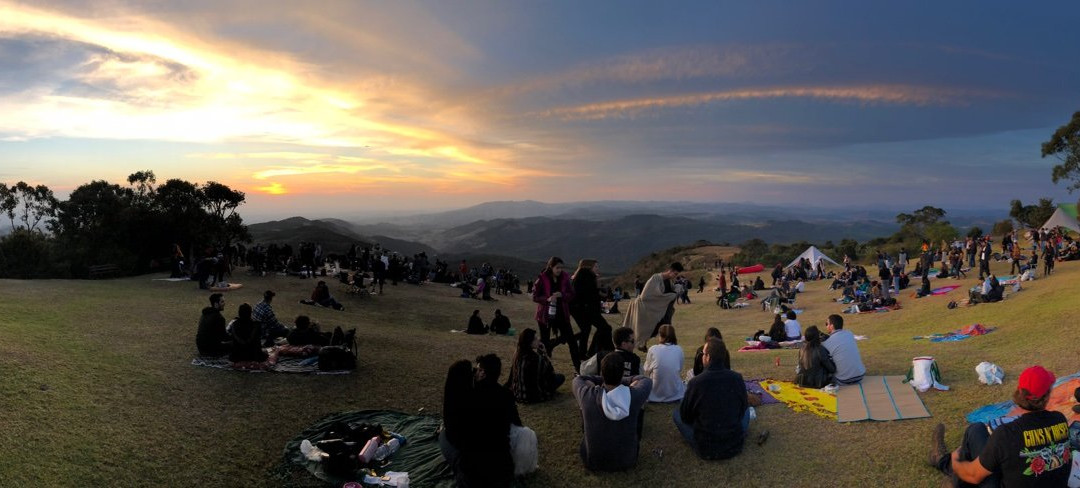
928, 423, 947, 467
756, 430, 770, 446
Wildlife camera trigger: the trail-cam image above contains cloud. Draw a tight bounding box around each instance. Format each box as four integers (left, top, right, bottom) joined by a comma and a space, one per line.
534, 84, 1010, 120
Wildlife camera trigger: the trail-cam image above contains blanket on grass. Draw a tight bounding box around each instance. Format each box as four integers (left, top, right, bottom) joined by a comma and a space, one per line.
744, 378, 780, 405
280, 410, 454, 488
739, 340, 802, 352
151, 277, 190, 282
836, 375, 931, 422
912, 324, 996, 342
844, 303, 901, 314
927, 285, 961, 296
966, 371, 1080, 428
758, 379, 836, 420
191, 346, 352, 375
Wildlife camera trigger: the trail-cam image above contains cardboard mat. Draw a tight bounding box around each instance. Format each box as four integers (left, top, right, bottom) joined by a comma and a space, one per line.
837, 375, 930, 422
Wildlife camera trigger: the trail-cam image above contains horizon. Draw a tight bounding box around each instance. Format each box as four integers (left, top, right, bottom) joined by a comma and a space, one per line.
2, 1, 1079, 217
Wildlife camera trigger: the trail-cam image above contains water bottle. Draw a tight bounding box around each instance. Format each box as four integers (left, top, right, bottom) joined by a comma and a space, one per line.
374, 438, 400, 461
547, 296, 557, 317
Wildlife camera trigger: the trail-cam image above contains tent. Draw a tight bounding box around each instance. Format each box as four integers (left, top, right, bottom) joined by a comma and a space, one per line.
786, 246, 841, 269
1040, 205, 1080, 234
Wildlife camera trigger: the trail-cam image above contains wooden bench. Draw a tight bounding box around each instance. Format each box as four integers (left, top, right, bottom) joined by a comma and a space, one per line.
88, 264, 120, 279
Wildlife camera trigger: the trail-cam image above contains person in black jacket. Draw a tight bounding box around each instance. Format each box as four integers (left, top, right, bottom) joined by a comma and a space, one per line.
196, 293, 231, 356
228, 303, 267, 363
490, 309, 512, 335
795, 326, 835, 388
286, 315, 329, 347
570, 259, 613, 356
674, 339, 749, 460
466, 309, 488, 335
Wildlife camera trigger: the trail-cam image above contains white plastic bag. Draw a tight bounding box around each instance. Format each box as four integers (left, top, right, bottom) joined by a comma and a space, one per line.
976, 362, 1005, 385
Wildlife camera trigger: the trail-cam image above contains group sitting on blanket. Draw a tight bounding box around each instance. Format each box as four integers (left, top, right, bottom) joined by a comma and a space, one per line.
968, 274, 1004, 304
439, 354, 538, 486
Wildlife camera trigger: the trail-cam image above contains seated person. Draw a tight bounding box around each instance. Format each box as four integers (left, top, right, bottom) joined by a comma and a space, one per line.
928, 366, 1070, 486
643, 325, 685, 403
691, 328, 727, 377
793, 279, 805, 293
252, 290, 290, 347
506, 328, 564, 403
916, 275, 932, 298
196, 293, 231, 356
229, 303, 268, 363
753, 276, 766, 291
597, 327, 642, 379
674, 339, 749, 460
490, 309, 512, 335
287, 315, 329, 347
897, 271, 910, 290
794, 326, 835, 388
936, 262, 951, 279
783, 310, 802, 341
465, 309, 488, 334
574, 353, 652, 471
742, 284, 757, 299
309, 280, 344, 310
766, 314, 787, 344
822, 314, 865, 384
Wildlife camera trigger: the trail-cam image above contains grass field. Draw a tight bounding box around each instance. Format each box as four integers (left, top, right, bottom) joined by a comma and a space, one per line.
0, 252, 1076, 487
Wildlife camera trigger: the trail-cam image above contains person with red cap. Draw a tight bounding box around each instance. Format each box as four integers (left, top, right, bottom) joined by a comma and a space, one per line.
928, 365, 1071, 487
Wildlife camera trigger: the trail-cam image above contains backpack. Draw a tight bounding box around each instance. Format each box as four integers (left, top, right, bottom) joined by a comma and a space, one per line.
319, 346, 356, 371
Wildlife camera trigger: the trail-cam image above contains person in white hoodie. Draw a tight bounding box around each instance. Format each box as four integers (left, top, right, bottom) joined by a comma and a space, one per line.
573, 353, 652, 471
643, 325, 686, 402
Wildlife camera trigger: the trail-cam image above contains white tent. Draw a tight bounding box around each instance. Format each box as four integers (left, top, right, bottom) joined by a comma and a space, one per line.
1040, 207, 1080, 234
786, 246, 841, 269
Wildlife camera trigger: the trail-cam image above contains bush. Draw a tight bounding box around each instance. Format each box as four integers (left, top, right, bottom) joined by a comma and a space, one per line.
0, 230, 62, 279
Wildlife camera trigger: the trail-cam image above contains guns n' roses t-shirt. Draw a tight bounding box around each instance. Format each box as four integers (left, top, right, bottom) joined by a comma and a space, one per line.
980, 410, 1071, 486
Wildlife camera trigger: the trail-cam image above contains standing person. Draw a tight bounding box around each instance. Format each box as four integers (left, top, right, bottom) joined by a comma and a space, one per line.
532, 257, 581, 371
571, 259, 613, 357
1043, 245, 1055, 276
822, 314, 866, 385
673, 339, 750, 460
507, 328, 565, 403
196, 293, 231, 356
573, 354, 653, 471
1009, 244, 1023, 275
927, 366, 1070, 487
898, 248, 908, 272
697, 276, 706, 293
643, 325, 686, 403
622, 262, 683, 352
978, 239, 992, 280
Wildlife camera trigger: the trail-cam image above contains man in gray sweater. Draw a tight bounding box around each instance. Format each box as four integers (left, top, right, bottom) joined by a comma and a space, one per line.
573, 352, 652, 471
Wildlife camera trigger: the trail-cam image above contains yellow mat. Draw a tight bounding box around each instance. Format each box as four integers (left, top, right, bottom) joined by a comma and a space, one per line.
759, 379, 837, 420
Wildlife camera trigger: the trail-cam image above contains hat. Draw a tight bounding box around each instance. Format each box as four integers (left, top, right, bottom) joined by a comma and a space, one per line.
1017, 365, 1055, 400
264, 290, 276, 299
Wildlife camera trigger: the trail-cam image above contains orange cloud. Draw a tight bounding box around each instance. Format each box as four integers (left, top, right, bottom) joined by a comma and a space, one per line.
535, 84, 1009, 120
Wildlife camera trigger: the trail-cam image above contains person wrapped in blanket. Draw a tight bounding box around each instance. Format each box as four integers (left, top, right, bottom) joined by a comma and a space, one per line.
506, 328, 565, 403
927, 365, 1071, 487
439, 355, 537, 487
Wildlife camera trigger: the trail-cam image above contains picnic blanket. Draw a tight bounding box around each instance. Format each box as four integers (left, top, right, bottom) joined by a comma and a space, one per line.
836, 375, 931, 422
191, 347, 352, 375
739, 340, 803, 352
209, 283, 244, 292
966, 371, 1080, 427
745, 378, 780, 405
846, 302, 902, 314
928, 285, 961, 296
280, 410, 454, 488
913, 324, 997, 343
152, 277, 189, 282
758, 379, 836, 420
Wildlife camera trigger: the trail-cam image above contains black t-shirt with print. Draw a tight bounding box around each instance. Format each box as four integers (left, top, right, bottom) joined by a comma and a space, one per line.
979, 409, 1071, 487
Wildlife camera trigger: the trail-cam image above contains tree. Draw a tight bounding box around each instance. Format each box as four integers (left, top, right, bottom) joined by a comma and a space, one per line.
896, 206, 949, 240
1041, 111, 1080, 192
966, 226, 984, 239
0, 184, 16, 231
991, 219, 1014, 236
1009, 198, 1056, 228
11, 182, 58, 233
201, 181, 249, 250
836, 238, 860, 261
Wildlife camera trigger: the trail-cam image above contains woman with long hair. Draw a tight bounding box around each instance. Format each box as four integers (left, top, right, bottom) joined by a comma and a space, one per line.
643, 324, 685, 402
229, 303, 268, 363
531, 256, 581, 371
691, 327, 727, 377
570, 259, 613, 357
767, 314, 786, 343
506, 328, 565, 403
795, 326, 836, 388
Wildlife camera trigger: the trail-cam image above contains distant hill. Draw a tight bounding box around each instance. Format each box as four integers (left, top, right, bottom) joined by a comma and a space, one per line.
248, 217, 439, 256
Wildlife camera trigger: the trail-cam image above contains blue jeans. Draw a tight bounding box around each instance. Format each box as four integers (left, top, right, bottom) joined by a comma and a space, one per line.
672, 407, 750, 445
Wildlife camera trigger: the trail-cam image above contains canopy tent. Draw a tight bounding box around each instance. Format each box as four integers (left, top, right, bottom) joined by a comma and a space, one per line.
786, 246, 841, 269
1040, 205, 1080, 234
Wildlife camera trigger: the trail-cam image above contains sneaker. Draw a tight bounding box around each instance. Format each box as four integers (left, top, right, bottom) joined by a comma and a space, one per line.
928, 423, 947, 467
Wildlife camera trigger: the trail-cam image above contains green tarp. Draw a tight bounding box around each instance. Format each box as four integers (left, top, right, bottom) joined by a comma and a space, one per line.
281, 410, 454, 488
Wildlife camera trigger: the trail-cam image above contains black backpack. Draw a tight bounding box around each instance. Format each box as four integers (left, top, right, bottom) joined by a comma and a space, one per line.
319, 326, 358, 371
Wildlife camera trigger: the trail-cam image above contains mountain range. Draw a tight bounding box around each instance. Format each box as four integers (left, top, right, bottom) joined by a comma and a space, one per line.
248, 200, 1006, 273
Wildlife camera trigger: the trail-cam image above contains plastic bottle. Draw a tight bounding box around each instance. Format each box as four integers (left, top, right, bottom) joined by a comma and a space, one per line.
547, 296, 557, 317
374, 438, 401, 461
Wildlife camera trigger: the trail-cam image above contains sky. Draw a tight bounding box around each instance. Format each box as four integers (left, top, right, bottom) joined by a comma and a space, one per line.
1, 0, 1079, 221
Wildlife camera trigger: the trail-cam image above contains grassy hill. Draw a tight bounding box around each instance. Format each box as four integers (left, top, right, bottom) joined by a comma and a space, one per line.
0, 241, 1077, 486
613, 241, 742, 289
